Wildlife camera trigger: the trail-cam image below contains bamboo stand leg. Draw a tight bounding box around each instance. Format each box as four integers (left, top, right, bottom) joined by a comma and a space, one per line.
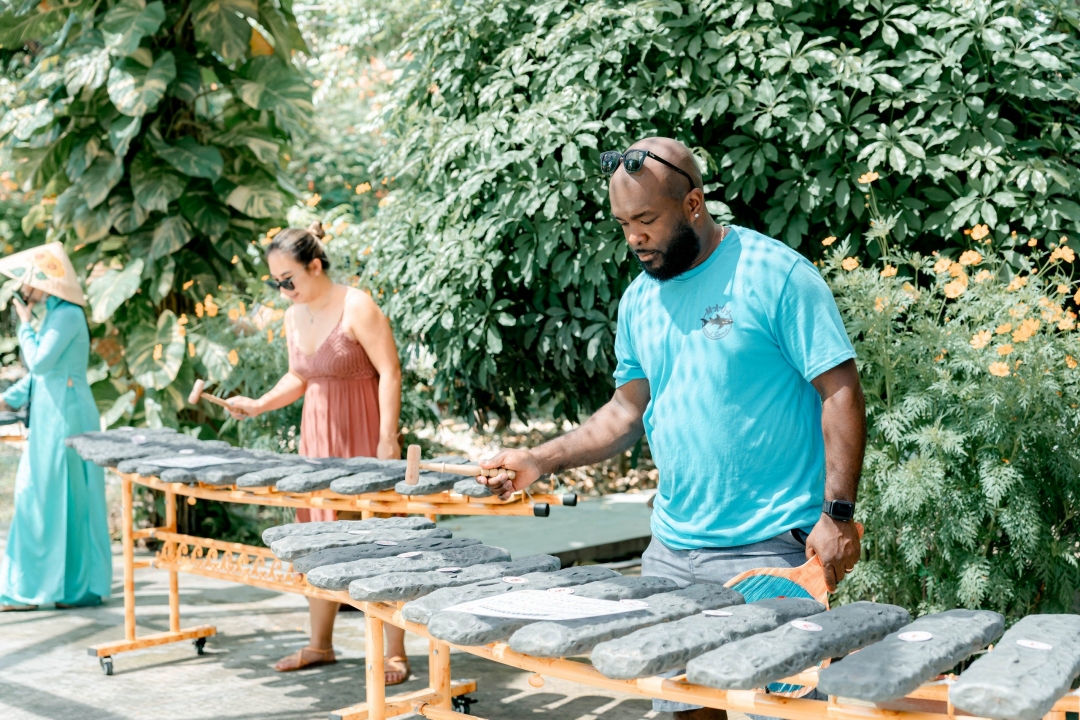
165, 490, 180, 633
366, 614, 387, 720
122, 475, 136, 642
429, 640, 452, 709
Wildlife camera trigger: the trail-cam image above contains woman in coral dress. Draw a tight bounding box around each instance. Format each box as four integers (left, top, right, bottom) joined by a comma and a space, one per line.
228, 223, 409, 681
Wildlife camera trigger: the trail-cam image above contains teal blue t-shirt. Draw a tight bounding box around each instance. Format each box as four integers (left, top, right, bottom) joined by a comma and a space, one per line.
614, 226, 856, 549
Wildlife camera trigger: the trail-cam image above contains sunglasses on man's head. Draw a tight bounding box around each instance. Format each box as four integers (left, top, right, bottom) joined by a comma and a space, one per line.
265, 276, 295, 291
600, 149, 698, 191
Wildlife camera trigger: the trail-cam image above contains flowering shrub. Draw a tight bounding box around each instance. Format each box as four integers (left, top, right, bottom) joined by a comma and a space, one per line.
827, 239, 1080, 618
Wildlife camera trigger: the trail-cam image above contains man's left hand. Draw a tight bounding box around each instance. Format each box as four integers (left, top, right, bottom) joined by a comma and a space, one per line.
805, 514, 861, 592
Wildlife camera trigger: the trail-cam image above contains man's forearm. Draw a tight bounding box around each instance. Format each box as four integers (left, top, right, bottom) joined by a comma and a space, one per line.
531, 400, 645, 475
821, 384, 865, 503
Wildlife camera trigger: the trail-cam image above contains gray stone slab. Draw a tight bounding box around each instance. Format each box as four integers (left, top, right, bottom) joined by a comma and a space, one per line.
154, 457, 261, 484
197, 461, 291, 485
817, 609, 1004, 702
270, 527, 453, 561
686, 601, 911, 690
395, 472, 463, 496
305, 544, 512, 590
402, 565, 622, 625
949, 614, 1080, 720
508, 583, 745, 658
275, 467, 358, 492
454, 478, 492, 497
235, 464, 321, 488
115, 448, 189, 473
71, 439, 175, 466
348, 555, 562, 603
592, 596, 823, 680
293, 537, 480, 574
428, 575, 680, 646
262, 516, 435, 545
329, 467, 409, 495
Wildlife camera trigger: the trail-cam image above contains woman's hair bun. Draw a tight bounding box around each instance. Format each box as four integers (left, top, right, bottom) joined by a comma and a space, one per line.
266, 222, 332, 271
308, 220, 326, 240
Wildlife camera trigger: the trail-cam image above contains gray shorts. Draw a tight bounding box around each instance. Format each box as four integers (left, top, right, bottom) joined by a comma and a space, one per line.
641, 531, 822, 714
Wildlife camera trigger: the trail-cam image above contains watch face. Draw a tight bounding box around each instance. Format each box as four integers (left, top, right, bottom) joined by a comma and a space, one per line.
826, 501, 855, 520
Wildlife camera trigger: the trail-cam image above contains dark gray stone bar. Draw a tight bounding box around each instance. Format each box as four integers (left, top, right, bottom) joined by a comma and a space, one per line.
236, 464, 320, 488
402, 566, 622, 625
293, 537, 480, 574
305, 545, 512, 590
592, 596, 823, 680
686, 601, 911, 690
329, 468, 409, 495
508, 583, 745, 658
275, 467, 361, 492
270, 527, 453, 561
348, 555, 562, 602
395, 472, 464, 496
817, 609, 1004, 702
949, 614, 1080, 720
262, 517, 435, 545
453, 478, 491, 497
427, 575, 680, 646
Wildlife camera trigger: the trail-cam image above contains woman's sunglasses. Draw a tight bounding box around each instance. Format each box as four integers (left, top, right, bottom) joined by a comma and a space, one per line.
265, 276, 295, 291
600, 149, 697, 191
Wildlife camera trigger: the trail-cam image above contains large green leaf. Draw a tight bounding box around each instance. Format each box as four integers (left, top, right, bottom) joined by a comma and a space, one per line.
100, 389, 137, 428
107, 52, 175, 117
130, 151, 187, 212
179, 192, 230, 240
108, 193, 150, 234
108, 115, 142, 157
232, 57, 313, 134
0, 99, 54, 141
101, 0, 165, 57
151, 256, 176, 302
194, 334, 234, 384
127, 309, 184, 390
66, 136, 100, 181
0, 9, 65, 48
64, 47, 111, 96
148, 135, 224, 179
213, 122, 280, 164
88, 259, 144, 323
171, 50, 202, 102
80, 154, 125, 209
192, 0, 256, 62
74, 202, 111, 243
13, 134, 71, 188
150, 214, 194, 260
225, 180, 285, 218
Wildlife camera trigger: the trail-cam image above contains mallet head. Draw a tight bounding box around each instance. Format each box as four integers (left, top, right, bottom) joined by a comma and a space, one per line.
188, 379, 205, 406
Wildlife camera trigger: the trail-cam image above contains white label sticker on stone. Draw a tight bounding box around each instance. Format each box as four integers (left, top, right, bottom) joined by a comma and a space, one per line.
791, 620, 823, 632
131, 434, 148, 445
547, 587, 575, 594
397, 551, 422, 558
347, 530, 371, 536
374, 540, 398, 546
445, 590, 654, 620
1017, 639, 1053, 651
437, 567, 462, 573
620, 600, 649, 609
178, 448, 195, 455
502, 576, 529, 584
703, 609, 733, 617
899, 631, 933, 643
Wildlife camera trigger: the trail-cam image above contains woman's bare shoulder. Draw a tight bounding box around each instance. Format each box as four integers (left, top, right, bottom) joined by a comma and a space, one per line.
343, 286, 382, 316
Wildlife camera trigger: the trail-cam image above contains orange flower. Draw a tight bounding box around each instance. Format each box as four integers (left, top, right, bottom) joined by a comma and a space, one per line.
948, 262, 967, 279
933, 258, 952, 274
1051, 245, 1076, 263
880, 264, 897, 277
182, 279, 195, 290
1009, 303, 1028, 318
305, 193, 321, 207
1068, 356, 1078, 369
902, 282, 918, 300
988, 362, 1011, 377
874, 297, 888, 313
153, 344, 163, 361
995, 323, 1012, 335
858, 171, 880, 184
1012, 318, 1040, 342
970, 225, 990, 241
970, 330, 991, 349
997, 344, 1014, 356
355, 182, 372, 195
822, 236, 837, 246
958, 250, 983, 266
944, 279, 967, 298
1006, 276, 1028, 292
974, 270, 993, 283
1059, 312, 1076, 331
267, 328, 275, 343
188, 342, 196, 358
1028, 238, 1038, 247
842, 257, 860, 271
227, 349, 240, 366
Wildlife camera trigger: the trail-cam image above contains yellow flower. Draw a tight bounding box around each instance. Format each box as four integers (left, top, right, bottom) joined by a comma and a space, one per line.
228, 308, 240, 321
228, 349, 239, 366
995, 323, 1012, 335
182, 280, 194, 290
153, 344, 163, 361
842, 257, 859, 271
267, 328, 275, 343
933, 258, 952, 274
1028, 238, 1038, 247
356, 182, 372, 195
204, 294, 219, 318
997, 344, 1014, 356
944, 279, 967, 298
1051, 245, 1076, 263
970, 330, 991, 349
934, 351, 946, 362
874, 297, 888, 313
37, 254, 65, 278
306, 193, 321, 207
195, 302, 204, 318
188, 342, 196, 358
948, 262, 967, 279
988, 362, 1011, 377
958, 250, 983, 266
880, 264, 897, 277
1012, 318, 1041, 343
974, 270, 993, 283
1058, 284, 1070, 295
1068, 355, 1078, 369
858, 171, 880, 184
1006, 275, 1028, 292
970, 224, 990, 241
822, 236, 837, 246
1059, 312, 1076, 331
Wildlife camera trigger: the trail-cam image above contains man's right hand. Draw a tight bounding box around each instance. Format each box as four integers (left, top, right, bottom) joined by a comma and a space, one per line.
477, 448, 545, 500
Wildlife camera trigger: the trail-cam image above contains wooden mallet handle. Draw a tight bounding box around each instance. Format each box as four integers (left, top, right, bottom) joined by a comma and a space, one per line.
404, 444, 517, 486
188, 379, 246, 414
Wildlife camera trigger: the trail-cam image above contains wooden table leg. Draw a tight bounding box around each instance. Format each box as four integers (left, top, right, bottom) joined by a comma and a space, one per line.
366, 613, 386, 720
165, 490, 180, 633
122, 475, 136, 642
429, 639, 452, 709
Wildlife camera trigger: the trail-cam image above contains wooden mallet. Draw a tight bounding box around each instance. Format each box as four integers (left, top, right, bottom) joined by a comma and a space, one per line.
188, 379, 244, 414
404, 444, 517, 485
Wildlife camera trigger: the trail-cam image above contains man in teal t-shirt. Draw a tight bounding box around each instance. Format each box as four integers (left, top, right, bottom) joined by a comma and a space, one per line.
479, 136, 865, 719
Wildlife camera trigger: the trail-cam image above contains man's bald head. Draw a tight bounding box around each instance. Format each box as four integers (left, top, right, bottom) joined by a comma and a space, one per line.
622, 137, 703, 199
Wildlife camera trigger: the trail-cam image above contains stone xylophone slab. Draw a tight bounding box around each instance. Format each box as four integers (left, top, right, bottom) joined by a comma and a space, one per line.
348, 555, 562, 602
293, 537, 480, 574
395, 472, 468, 496
949, 614, 1080, 720
329, 467, 409, 495
591, 596, 823, 680
115, 448, 196, 473
453, 478, 492, 497
687, 601, 911, 690
275, 467, 364, 493
236, 464, 321, 488
73, 439, 202, 466
817, 609, 1004, 702
271, 527, 454, 561
305, 545, 512, 590
263, 517, 435, 545
154, 455, 270, 484
401, 565, 623, 624
428, 575, 680, 647
509, 583, 745, 658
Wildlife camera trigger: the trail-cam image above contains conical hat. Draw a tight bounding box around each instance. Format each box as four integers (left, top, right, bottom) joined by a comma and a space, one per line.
0, 242, 86, 306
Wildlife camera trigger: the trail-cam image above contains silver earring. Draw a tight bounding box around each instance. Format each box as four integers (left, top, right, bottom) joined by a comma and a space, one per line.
695, 214, 700, 218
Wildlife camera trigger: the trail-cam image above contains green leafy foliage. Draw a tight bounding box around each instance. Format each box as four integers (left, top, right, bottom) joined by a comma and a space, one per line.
362, 0, 1080, 421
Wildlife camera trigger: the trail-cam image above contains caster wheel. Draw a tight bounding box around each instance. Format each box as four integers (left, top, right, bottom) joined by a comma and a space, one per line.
100, 656, 113, 676
194, 637, 207, 655
452, 695, 477, 714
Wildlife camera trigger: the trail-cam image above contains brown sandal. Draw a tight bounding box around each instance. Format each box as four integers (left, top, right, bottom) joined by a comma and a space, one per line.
385, 655, 411, 686
274, 647, 337, 672
0, 604, 38, 612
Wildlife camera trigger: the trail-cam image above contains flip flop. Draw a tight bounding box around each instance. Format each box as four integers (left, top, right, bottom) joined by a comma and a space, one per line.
385, 655, 411, 686
0, 604, 38, 612
274, 647, 337, 672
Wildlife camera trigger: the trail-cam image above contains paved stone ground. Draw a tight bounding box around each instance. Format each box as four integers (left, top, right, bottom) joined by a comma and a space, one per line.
0, 539, 690, 720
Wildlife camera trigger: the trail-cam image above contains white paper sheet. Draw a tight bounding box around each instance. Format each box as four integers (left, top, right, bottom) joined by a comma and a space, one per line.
443, 590, 645, 620
144, 455, 236, 469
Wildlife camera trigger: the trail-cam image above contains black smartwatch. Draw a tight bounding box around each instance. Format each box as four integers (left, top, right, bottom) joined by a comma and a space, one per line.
822, 499, 855, 522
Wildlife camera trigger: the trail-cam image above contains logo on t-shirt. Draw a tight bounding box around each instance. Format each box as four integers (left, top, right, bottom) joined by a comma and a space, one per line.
701, 304, 733, 339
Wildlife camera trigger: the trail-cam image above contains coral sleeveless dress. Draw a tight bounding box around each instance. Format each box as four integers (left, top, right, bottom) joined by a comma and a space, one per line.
289, 315, 381, 522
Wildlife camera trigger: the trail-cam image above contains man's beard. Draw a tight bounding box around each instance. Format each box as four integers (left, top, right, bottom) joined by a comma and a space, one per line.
637, 221, 701, 281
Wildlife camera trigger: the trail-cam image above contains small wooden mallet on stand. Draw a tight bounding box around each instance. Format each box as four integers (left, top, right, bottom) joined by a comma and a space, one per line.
403, 444, 516, 486
188, 379, 246, 415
